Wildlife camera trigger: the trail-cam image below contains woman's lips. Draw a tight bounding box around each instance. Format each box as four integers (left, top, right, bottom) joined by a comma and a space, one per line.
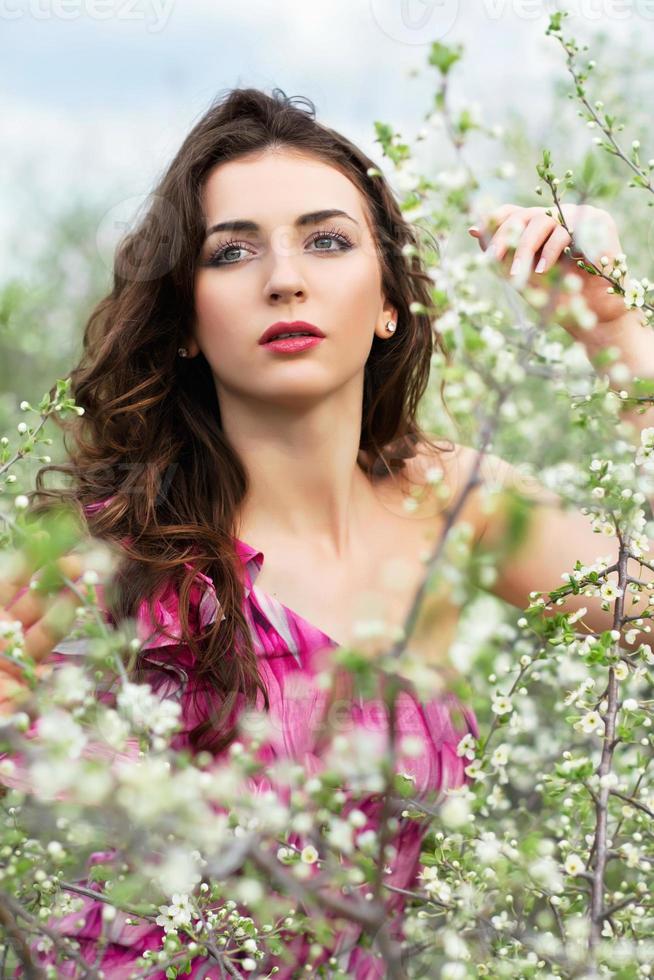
262, 336, 325, 353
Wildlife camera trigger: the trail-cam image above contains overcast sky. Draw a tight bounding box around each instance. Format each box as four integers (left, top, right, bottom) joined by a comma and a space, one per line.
1, 1, 651, 280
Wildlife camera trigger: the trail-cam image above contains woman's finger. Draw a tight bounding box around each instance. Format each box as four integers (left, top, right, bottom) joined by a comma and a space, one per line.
0, 586, 80, 679
5, 553, 85, 630
0, 552, 85, 639
0, 642, 62, 715
0, 673, 32, 716
472, 203, 524, 240
0, 611, 29, 682
22, 591, 80, 663
0, 551, 33, 609
534, 224, 575, 274
484, 211, 531, 263
508, 214, 566, 277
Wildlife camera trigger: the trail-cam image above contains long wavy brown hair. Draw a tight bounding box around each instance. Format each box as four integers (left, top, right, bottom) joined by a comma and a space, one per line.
29, 86, 452, 756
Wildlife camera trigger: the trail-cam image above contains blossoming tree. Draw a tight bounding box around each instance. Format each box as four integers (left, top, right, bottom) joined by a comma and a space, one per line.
2, 12, 654, 978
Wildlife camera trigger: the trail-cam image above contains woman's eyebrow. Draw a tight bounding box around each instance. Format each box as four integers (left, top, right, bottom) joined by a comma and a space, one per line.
204, 208, 359, 240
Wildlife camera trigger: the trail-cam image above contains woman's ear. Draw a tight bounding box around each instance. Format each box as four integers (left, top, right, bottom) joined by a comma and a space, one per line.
375, 305, 399, 340
180, 335, 201, 358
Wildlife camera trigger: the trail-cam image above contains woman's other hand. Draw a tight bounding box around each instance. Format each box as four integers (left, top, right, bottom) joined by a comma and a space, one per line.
468, 203, 631, 335
0, 551, 84, 716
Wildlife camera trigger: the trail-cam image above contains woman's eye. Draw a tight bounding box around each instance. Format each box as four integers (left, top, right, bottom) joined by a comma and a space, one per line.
221, 245, 246, 263
308, 229, 354, 253
310, 234, 340, 251
208, 242, 248, 265
207, 229, 353, 267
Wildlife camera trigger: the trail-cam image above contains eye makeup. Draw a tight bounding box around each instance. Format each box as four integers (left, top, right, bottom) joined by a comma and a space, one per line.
204, 225, 355, 267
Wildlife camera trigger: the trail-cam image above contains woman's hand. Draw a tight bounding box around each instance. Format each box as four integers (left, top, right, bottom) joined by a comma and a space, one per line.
468, 203, 630, 334
0, 552, 83, 715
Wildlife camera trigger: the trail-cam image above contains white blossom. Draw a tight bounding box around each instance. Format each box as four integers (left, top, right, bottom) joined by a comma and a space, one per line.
149, 849, 203, 897
564, 853, 586, 876
326, 818, 354, 855
464, 758, 486, 781
456, 732, 477, 759
624, 278, 645, 309
116, 681, 181, 737
301, 845, 319, 865
155, 893, 195, 934
52, 664, 94, 706
474, 833, 502, 864
531, 855, 564, 893
491, 694, 513, 716
440, 791, 471, 828
575, 711, 604, 735
36, 710, 87, 759
599, 581, 623, 602
490, 744, 509, 768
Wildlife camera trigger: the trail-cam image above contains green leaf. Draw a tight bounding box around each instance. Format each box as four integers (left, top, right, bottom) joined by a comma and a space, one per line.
456, 108, 477, 135
428, 41, 462, 75
87, 863, 115, 883
462, 320, 484, 352
547, 11, 565, 33
630, 378, 654, 399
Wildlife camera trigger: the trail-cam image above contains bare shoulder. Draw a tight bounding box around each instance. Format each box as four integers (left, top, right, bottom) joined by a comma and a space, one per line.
401, 436, 561, 545
388, 435, 483, 537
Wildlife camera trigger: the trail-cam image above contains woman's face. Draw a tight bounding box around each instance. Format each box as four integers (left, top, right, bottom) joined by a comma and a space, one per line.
192, 147, 396, 406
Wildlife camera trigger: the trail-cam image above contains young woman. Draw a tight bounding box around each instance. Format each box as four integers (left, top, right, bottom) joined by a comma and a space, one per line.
1, 87, 651, 978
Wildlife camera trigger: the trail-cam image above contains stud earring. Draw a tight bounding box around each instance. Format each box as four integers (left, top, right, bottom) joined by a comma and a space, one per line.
178, 347, 189, 358
385, 320, 397, 334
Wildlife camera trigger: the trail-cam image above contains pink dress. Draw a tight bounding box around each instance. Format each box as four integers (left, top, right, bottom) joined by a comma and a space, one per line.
9, 535, 479, 979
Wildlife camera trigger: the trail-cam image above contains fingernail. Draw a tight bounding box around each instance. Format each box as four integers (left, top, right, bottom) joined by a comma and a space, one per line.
467, 226, 480, 234
510, 257, 521, 276
535, 257, 547, 273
